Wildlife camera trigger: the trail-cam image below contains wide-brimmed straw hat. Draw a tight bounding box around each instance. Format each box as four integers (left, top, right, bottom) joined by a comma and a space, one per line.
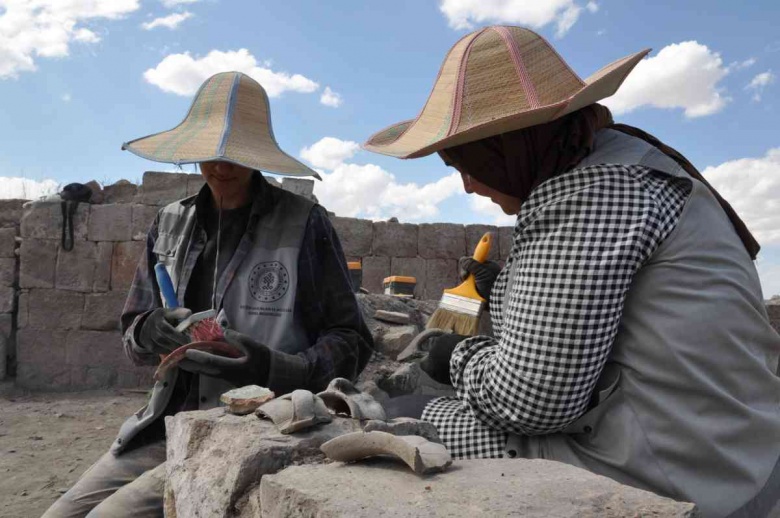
123, 71, 319, 178
364, 26, 649, 159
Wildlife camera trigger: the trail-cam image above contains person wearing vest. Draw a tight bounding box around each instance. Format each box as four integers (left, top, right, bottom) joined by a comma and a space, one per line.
43, 72, 373, 518
366, 27, 780, 518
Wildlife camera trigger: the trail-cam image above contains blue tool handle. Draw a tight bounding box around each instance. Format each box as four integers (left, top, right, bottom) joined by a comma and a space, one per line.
154, 263, 179, 309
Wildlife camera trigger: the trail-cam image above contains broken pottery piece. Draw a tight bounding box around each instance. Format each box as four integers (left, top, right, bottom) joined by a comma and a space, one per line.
175, 309, 224, 342
374, 310, 411, 325
317, 378, 387, 421
220, 385, 275, 415
154, 341, 244, 381
255, 389, 332, 434
363, 418, 442, 444
321, 431, 452, 475
396, 328, 447, 362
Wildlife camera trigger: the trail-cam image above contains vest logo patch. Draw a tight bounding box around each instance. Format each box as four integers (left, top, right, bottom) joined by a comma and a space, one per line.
248, 261, 290, 303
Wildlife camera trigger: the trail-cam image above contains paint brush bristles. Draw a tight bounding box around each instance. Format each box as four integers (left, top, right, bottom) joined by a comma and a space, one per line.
426, 233, 492, 336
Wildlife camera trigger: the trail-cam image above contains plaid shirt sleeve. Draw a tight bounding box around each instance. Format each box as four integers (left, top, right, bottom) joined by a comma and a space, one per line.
423, 165, 689, 459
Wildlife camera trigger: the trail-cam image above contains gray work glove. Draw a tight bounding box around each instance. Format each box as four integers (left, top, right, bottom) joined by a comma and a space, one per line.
458, 257, 501, 300
419, 333, 468, 386
138, 307, 192, 355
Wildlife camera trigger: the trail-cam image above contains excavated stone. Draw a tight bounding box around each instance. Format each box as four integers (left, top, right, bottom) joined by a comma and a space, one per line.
0, 258, 15, 287
82, 291, 128, 331
331, 216, 373, 257
424, 258, 458, 300
0, 199, 25, 227
321, 431, 452, 475
164, 408, 362, 518
92, 242, 113, 292
375, 324, 417, 359
137, 172, 189, 205
372, 221, 417, 257
280, 177, 314, 197
103, 180, 138, 204
19, 239, 57, 288
256, 390, 332, 433
21, 199, 89, 240
221, 385, 275, 415
55, 240, 98, 292
88, 204, 132, 241
25, 289, 83, 330
0, 228, 16, 257
111, 241, 145, 291
374, 309, 411, 325
131, 204, 160, 240
260, 459, 699, 518
317, 378, 386, 421
418, 223, 466, 259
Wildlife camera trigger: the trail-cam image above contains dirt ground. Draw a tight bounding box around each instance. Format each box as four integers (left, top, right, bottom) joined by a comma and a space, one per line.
0, 383, 149, 518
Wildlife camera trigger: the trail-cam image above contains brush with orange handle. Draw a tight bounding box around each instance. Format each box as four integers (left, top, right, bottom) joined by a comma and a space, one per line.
426, 232, 492, 336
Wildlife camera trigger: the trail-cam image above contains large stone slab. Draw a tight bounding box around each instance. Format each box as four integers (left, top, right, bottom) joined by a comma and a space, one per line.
93, 242, 114, 292
372, 222, 417, 258
83, 291, 128, 331
418, 223, 466, 259
137, 172, 189, 205
131, 204, 160, 241
331, 216, 373, 257
280, 177, 314, 197
103, 180, 138, 204
362, 256, 390, 294
88, 204, 133, 241
260, 459, 698, 518
0, 286, 13, 313
111, 241, 145, 291
65, 330, 125, 369
0, 227, 17, 257
424, 258, 457, 300
55, 240, 98, 292
0, 199, 25, 227
16, 329, 70, 389
165, 408, 363, 518
20, 199, 89, 240
0, 257, 15, 287
19, 239, 57, 288
25, 289, 83, 330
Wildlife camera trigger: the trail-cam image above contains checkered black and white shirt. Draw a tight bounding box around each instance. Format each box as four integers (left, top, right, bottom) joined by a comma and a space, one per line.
422, 164, 691, 459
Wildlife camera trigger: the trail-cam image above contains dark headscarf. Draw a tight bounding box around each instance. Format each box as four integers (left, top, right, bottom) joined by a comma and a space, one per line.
439, 104, 760, 259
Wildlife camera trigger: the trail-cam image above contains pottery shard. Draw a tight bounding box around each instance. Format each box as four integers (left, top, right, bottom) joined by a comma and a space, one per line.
220, 385, 275, 415
374, 310, 411, 325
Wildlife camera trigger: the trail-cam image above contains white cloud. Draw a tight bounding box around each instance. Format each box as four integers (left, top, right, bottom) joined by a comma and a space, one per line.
141, 11, 193, 30
0, 177, 59, 200
61, 93, 71, 102
468, 195, 517, 226
0, 0, 140, 79
300, 137, 360, 170
320, 86, 342, 107
603, 41, 730, 118
585, 1, 599, 13
703, 148, 780, 245
161, 0, 198, 7
143, 48, 319, 97
439, 0, 595, 37
728, 57, 756, 71
745, 70, 775, 102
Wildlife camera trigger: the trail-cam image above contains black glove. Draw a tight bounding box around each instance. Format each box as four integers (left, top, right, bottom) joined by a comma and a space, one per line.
458, 257, 501, 300
419, 333, 467, 385
138, 307, 192, 355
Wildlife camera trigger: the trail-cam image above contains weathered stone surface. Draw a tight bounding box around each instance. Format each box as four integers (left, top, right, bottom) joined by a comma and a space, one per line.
375, 325, 417, 359
164, 408, 363, 518
0, 199, 25, 227
374, 310, 410, 325
83, 291, 127, 331
19, 239, 57, 288
418, 223, 466, 259
260, 459, 698, 518
466, 224, 500, 261
56, 240, 98, 292
88, 204, 132, 241
221, 385, 275, 415
0, 313, 11, 379
424, 258, 458, 300
16, 359, 71, 390
25, 289, 83, 330
332, 217, 373, 257
93, 242, 113, 292
111, 241, 145, 291
186, 174, 206, 197
373, 222, 418, 257
498, 225, 514, 260
70, 365, 117, 388
21, 199, 89, 240
362, 256, 390, 294
0, 333, 6, 380
0, 286, 13, 313
390, 256, 426, 298
377, 362, 455, 398
0, 228, 17, 257
103, 180, 138, 204
16, 329, 70, 389
16, 291, 28, 329
356, 293, 437, 339
281, 177, 314, 197
83, 180, 104, 204
0, 257, 15, 286
137, 172, 189, 205
363, 418, 442, 444
131, 204, 160, 240
116, 365, 156, 389
65, 330, 125, 369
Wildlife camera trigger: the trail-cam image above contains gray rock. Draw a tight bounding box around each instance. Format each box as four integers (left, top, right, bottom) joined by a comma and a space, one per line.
93, 242, 113, 292
82, 292, 128, 331
25, 289, 83, 330
103, 180, 138, 204
331, 216, 373, 257
466, 224, 500, 261
88, 204, 132, 241
131, 204, 160, 241
164, 408, 362, 518
0, 286, 13, 314
424, 258, 458, 300
0, 228, 17, 257
16, 329, 70, 390
281, 177, 314, 197
0, 199, 25, 227
260, 459, 699, 518
361, 256, 389, 294
0, 257, 15, 287
376, 324, 417, 359
19, 239, 57, 288
374, 310, 411, 325
0, 332, 6, 381
55, 240, 98, 292
418, 223, 466, 259
84, 180, 104, 204
137, 172, 189, 205
21, 199, 89, 240
376, 361, 455, 398
111, 241, 145, 291
372, 221, 418, 258
389, 256, 426, 298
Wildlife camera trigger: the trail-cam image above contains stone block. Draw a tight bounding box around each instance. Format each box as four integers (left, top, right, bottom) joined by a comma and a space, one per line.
19, 239, 57, 288
55, 240, 98, 292
83, 292, 127, 331
424, 258, 457, 300
0, 286, 12, 314
26, 289, 83, 330
418, 223, 466, 259
375, 324, 417, 359
331, 217, 373, 257
20, 199, 89, 240
465, 224, 500, 261
84, 180, 104, 204
0, 257, 15, 287
498, 225, 514, 260
131, 204, 160, 241
16, 360, 71, 390
16, 328, 71, 389
0, 227, 16, 257
165, 409, 363, 518
260, 459, 697, 518
390, 257, 426, 299
362, 256, 390, 294
186, 174, 206, 197
17, 291, 28, 329
0, 313, 12, 345
88, 204, 132, 241
116, 365, 155, 389
70, 365, 117, 389
281, 177, 314, 197
111, 241, 145, 291
103, 180, 138, 204
93, 242, 113, 292
137, 172, 189, 205
65, 330, 125, 368
372, 222, 417, 257
0, 199, 25, 227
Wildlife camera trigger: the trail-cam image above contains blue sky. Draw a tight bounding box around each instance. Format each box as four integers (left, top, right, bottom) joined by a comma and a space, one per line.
0, 0, 778, 295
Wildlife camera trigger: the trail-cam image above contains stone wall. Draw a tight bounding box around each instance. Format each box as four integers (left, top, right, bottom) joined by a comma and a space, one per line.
1, 172, 511, 390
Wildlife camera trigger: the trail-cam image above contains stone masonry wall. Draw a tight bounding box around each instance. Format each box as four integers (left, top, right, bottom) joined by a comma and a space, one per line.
3, 172, 512, 390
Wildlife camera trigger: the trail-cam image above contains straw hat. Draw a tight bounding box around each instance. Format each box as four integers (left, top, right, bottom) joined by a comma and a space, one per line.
364, 26, 649, 159
123, 71, 319, 178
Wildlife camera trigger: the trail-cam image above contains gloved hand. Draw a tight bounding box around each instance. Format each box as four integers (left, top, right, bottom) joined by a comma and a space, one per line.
458, 257, 501, 300
419, 333, 468, 385
138, 307, 192, 355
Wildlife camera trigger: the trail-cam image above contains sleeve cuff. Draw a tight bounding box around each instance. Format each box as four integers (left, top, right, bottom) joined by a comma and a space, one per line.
267, 349, 309, 396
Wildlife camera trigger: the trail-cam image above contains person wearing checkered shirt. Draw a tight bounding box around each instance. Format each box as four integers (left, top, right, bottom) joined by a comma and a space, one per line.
367, 26, 780, 518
